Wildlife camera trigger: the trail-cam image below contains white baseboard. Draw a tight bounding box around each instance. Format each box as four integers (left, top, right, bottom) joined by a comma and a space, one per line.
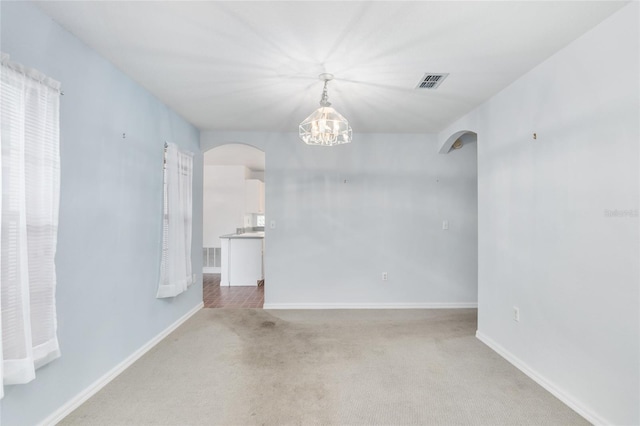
202, 267, 220, 273
39, 302, 204, 426
475, 330, 609, 426
263, 302, 477, 309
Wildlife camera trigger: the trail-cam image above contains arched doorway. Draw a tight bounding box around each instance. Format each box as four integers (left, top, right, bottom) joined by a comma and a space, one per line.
439, 129, 479, 320
202, 143, 266, 308
439, 130, 477, 154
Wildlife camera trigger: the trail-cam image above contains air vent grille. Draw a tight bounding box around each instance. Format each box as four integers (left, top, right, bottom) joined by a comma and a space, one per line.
416, 73, 449, 89
203, 247, 221, 268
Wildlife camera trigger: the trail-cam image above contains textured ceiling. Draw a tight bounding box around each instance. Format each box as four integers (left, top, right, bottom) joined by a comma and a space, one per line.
36, 1, 626, 133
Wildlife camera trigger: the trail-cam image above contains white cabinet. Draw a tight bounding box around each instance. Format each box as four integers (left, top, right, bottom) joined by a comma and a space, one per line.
245, 179, 265, 213
220, 235, 264, 286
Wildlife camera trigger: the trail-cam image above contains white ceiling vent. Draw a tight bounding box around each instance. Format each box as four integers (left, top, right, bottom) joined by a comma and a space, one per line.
416, 73, 449, 89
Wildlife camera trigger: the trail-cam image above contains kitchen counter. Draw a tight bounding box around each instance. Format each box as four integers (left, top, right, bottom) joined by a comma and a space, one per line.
220, 231, 264, 239
220, 232, 264, 286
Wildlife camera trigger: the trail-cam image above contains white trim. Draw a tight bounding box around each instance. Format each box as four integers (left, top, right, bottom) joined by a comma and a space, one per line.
263, 302, 477, 310
475, 330, 610, 426
202, 267, 220, 273
39, 302, 204, 426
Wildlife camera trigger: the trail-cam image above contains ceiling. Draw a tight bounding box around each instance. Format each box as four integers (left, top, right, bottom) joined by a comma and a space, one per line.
204, 144, 265, 171
36, 1, 626, 134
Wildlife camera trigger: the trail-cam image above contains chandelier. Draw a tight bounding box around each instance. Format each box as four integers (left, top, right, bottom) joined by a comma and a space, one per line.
299, 73, 352, 146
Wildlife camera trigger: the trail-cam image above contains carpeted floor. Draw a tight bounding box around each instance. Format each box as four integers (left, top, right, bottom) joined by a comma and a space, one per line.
60, 309, 587, 425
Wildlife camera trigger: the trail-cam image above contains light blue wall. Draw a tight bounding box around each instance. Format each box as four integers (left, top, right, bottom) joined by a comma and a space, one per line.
202, 132, 478, 308
0, 2, 203, 425
438, 4, 639, 424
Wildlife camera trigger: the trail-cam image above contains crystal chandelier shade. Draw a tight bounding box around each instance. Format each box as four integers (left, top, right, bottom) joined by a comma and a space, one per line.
299, 74, 352, 146
299, 107, 352, 146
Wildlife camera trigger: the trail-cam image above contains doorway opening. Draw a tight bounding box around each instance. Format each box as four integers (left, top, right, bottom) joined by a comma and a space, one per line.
202, 144, 265, 308
441, 129, 479, 322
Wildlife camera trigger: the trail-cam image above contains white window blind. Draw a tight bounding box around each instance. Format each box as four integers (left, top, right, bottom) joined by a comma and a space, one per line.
157, 143, 194, 298
0, 53, 61, 398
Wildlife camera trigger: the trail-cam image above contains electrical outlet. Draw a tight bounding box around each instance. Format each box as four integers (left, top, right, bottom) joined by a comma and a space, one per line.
513, 306, 520, 322
382, 272, 388, 281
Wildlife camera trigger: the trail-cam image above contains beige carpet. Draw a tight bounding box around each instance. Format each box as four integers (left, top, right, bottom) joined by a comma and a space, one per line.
61, 309, 587, 425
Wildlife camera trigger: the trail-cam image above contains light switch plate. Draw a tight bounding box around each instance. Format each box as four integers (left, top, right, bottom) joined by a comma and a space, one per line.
269, 220, 276, 229
442, 220, 449, 230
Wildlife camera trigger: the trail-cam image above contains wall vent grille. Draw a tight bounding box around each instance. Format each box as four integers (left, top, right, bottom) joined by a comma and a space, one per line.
416, 73, 449, 89
202, 247, 221, 268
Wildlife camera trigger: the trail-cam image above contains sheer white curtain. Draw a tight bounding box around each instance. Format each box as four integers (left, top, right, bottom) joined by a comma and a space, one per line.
157, 143, 194, 298
0, 53, 61, 398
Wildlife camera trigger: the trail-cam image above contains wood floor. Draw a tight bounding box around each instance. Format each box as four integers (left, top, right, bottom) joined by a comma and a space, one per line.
203, 273, 264, 308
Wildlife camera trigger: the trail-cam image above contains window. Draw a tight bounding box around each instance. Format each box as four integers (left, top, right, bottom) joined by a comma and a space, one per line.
0, 53, 61, 397
157, 143, 194, 298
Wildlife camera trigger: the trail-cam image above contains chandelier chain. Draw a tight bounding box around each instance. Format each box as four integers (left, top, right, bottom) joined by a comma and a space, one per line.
319, 79, 331, 107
